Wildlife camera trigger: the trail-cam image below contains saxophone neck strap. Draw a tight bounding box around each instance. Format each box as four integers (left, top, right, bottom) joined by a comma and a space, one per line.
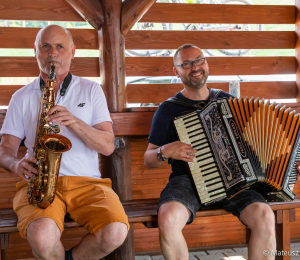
40, 72, 72, 97
166, 88, 222, 109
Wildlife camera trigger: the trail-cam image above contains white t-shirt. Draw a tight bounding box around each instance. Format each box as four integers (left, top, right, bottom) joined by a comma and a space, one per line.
0, 75, 112, 178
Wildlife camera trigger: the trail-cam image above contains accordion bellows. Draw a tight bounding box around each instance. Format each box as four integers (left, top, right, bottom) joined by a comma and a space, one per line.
173, 97, 300, 205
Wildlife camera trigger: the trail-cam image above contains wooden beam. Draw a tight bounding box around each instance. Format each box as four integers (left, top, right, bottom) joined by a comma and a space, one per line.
140, 3, 295, 24
0, 86, 23, 106
0, 0, 84, 21
0, 27, 295, 51
121, 0, 156, 36
125, 31, 295, 50
0, 56, 294, 78
0, 1, 295, 25
64, 0, 104, 30
0, 111, 154, 137
126, 57, 296, 77
112, 112, 154, 136
127, 82, 299, 104
0, 28, 98, 49
0, 57, 99, 77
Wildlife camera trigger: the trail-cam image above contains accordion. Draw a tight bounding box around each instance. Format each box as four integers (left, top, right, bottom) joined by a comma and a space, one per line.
173, 97, 300, 205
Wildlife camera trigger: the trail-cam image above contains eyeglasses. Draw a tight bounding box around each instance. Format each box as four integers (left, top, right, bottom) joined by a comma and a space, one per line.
175, 57, 206, 70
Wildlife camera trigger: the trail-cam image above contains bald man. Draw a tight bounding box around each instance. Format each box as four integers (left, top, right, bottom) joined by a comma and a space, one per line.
144, 44, 277, 260
0, 25, 129, 260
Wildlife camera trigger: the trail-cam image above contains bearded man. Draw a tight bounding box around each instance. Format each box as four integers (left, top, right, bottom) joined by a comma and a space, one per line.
144, 44, 276, 260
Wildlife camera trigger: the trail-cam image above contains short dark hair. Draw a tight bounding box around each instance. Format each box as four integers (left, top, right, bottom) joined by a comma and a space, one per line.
173, 44, 203, 65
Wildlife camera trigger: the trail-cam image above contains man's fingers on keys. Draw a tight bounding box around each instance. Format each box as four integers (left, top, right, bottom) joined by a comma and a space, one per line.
22, 161, 37, 174
20, 174, 30, 182
25, 156, 37, 164
22, 166, 36, 179
183, 143, 197, 153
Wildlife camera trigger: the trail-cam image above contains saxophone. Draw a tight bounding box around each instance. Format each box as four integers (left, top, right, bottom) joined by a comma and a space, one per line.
28, 61, 72, 209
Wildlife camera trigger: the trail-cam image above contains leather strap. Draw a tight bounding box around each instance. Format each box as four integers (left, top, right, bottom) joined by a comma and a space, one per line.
40, 72, 72, 97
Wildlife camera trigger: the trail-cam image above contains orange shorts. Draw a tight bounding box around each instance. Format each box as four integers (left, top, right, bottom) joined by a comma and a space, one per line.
13, 176, 129, 238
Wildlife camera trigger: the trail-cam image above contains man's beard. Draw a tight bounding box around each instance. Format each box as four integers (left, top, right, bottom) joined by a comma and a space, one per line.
181, 68, 209, 89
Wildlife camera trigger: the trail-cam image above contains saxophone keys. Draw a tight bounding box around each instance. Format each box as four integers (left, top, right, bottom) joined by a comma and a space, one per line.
37, 149, 45, 160
43, 177, 48, 186
53, 128, 61, 134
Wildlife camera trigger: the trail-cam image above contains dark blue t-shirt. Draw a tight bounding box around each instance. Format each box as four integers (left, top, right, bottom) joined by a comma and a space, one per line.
148, 90, 233, 180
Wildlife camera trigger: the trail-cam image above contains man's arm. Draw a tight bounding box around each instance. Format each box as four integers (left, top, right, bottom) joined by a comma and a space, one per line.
144, 141, 196, 169
47, 105, 115, 156
0, 134, 37, 182
69, 119, 114, 156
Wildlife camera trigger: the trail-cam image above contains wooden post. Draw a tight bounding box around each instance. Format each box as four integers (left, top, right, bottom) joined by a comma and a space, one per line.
0, 233, 9, 260
274, 209, 295, 260
296, 0, 300, 101
98, 1, 134, 260
99, 0, 126, 113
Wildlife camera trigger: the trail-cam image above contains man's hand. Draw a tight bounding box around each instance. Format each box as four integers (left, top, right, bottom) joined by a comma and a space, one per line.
47, 105, 78, 128
161, 141, 197, 163
12, 156, 37, 182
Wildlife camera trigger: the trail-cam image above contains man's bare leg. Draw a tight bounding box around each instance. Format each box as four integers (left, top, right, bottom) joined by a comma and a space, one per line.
158, 202, 191, 260
27, 217, 64, 260
240, 202, 276, 260
72, 222, 128, 260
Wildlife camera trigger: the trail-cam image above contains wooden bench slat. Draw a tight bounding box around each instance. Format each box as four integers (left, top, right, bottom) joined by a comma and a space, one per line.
1, 197, 300, 233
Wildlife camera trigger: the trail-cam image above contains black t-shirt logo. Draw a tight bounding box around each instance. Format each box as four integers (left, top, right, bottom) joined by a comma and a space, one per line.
78, 103, 85, 107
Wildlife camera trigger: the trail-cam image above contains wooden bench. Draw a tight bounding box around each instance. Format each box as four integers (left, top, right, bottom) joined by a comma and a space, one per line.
1, 197, 300, 260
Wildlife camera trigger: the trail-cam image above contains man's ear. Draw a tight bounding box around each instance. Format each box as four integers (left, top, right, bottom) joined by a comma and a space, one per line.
34, 46, 37, 57
71, 45, 76, 59
173, 67, 180, 78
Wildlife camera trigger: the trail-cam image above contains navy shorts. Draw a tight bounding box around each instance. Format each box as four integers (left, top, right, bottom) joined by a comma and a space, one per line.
157, 174, 269, 225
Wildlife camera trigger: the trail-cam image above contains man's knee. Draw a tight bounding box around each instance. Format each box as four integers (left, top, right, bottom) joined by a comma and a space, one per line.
95, 222, 128, 252
158, 202, 190, 237
27, 218, 61, 256
241, 203, 275, 233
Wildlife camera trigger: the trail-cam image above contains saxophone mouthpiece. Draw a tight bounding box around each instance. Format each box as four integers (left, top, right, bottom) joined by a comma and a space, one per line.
48, 61, 56, 81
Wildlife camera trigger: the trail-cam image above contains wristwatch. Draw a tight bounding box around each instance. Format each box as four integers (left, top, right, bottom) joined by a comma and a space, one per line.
157, 146, 167, 161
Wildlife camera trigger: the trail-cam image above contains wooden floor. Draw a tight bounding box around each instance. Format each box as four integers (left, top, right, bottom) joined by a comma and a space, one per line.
135, 242, 300, 260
